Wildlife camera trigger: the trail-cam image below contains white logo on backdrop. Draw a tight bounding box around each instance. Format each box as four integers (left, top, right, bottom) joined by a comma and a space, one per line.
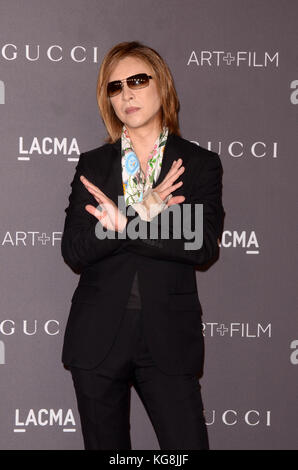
1, 232, 62, 246
0, 320, 59, 336
0, 341, 5, 364
14, 409, 76, 433
0, 230, 259, 253
0, 80, 4, 104
187, 51, 279, 67
202, 323, 271, 338
204, 409, 271, 426
1, 44, 99, 63
18, 137, 80, 161
0, 322, 59, 365
290, 80, 298, 104
219, 230, 260, 254
16, 137, 279, 160
191, 140, 278, 158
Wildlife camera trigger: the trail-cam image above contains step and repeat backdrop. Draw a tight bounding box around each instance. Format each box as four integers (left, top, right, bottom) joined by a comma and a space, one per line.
0, 0, 297, 450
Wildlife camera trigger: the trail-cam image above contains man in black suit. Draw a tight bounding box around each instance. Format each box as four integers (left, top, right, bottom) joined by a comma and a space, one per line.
61, 41, 225, 450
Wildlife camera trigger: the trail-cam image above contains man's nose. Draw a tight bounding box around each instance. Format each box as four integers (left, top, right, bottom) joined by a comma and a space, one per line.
121, 81, 134, 100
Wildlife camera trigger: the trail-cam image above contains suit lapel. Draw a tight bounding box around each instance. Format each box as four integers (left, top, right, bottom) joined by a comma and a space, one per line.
111, 132, 179, 202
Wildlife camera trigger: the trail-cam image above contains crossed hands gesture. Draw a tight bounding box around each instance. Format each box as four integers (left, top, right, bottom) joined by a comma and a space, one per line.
80, 158, 185, 233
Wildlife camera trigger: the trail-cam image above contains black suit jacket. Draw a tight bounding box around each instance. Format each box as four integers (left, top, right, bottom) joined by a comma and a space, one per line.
61, 132, 225, 375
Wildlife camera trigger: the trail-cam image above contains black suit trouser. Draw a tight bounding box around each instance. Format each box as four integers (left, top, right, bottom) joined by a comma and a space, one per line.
69, 307, 209, 450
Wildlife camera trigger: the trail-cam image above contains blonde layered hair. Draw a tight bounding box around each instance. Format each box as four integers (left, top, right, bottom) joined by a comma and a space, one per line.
97, 41, 181, 144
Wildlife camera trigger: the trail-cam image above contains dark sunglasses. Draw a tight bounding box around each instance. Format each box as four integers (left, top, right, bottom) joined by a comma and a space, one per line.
107, 73, 153, 97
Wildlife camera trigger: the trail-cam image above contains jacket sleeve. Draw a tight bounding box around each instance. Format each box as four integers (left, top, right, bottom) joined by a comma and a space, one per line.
122, 152, 225, 267
61, 153, 124, 272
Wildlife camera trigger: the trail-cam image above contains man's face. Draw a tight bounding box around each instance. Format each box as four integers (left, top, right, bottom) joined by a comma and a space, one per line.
108, 56, 162, 132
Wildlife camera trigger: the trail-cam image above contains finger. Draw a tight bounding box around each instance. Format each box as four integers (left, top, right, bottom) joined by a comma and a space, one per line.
167, 195, 185, 207
161, 162, 184, 187
80, 175, 106, 197
84, 185, 107, 203
85, 204, 107, 220
172, 158, 182, 166
86, 190, 105, 205
164, 158, 183, 180
161, 159, 182, 184
158, 166, 185, 193
170, 180, 184, 191
158, 180, 183, 201
82, 179, 104, 196
169, 195, 185, 203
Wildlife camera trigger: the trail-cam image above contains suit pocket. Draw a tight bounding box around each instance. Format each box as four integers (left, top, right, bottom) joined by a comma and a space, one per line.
71, 284, 103, 305
168, 292, 202, 312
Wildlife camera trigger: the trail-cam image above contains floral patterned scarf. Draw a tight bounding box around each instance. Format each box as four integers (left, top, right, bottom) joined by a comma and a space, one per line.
121, 124, 169, 208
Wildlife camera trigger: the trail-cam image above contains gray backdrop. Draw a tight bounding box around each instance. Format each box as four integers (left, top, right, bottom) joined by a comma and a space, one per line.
0, 0, 297, 450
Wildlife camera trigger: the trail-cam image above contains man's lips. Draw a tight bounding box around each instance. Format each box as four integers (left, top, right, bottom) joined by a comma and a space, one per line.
125, 107, 140, 114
